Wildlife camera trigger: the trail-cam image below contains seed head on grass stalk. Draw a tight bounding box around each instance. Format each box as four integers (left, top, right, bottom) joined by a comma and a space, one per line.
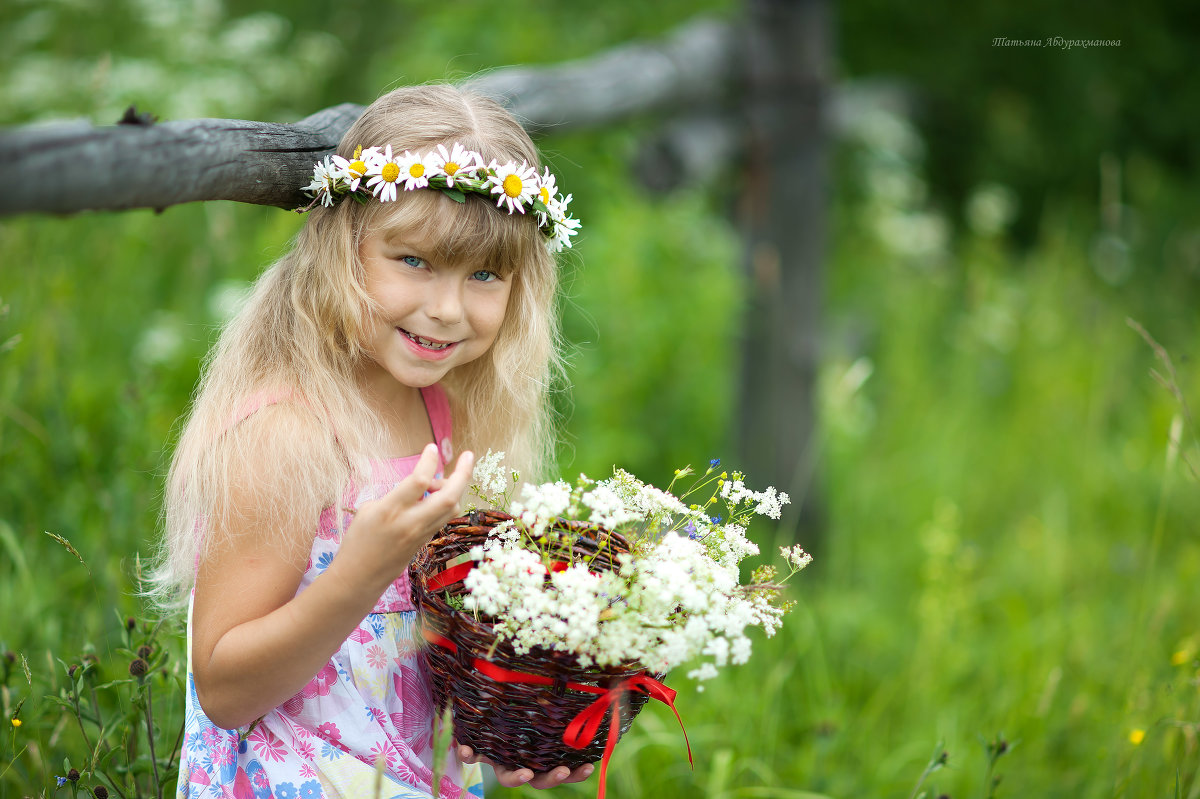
981, 732, 1014, 799
907, 741, 949, 799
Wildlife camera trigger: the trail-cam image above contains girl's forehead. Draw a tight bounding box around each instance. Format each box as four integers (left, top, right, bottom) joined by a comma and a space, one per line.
360, 192, 532, 274
368, 221, 475, 268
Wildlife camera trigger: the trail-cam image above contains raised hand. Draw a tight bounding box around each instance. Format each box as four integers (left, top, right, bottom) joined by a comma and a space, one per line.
339, 444, 476, 595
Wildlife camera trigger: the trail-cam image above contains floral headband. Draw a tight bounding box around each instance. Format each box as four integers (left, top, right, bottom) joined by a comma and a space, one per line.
301, 142, 581, 253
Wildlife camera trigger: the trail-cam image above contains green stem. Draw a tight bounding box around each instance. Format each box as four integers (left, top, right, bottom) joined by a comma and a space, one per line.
103, 774, 130, 799
70, 685, 97, 768
162, 716, 185, 781
89, 685, 109, 752
144, 681, 161, 799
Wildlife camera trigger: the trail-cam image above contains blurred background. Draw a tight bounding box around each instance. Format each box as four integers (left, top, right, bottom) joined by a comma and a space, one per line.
2, 0, 1199, 796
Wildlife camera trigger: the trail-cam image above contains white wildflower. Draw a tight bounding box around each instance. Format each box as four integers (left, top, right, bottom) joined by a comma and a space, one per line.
780, 544, 813, 572
471, 450, 509, 504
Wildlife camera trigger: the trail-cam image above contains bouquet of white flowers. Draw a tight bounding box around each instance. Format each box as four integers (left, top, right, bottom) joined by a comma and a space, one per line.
408, 455, 811, 794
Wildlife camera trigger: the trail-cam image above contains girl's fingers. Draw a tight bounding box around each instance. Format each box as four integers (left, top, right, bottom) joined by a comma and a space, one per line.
415, 451, 474, 524
457, 746, 591, 790
410, 443, 442, 489
381, 444, 441, 507
560, 763, 595, 784
440, 451, 475, 498
494, 766, 536, 787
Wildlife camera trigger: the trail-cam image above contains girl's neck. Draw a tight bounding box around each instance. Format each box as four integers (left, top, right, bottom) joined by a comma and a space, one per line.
355, 373, 433, 459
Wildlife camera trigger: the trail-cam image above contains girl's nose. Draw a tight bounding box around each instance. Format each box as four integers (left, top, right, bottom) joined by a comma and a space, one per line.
425, 276, 465, 325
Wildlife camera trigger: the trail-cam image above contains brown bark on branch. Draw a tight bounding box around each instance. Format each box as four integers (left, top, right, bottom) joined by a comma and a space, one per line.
0, 103, 363, 217
0, 16, 743, 218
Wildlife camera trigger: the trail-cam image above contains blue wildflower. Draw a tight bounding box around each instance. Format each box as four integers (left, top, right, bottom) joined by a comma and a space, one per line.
710, 515, 722, 524
238, 737, 248, 753
709, 458, 721, 468
684, 521, 699, 539
56, 776, 68, 787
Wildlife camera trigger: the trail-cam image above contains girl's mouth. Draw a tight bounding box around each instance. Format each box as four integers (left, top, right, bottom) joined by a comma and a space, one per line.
399, 328, 458, 359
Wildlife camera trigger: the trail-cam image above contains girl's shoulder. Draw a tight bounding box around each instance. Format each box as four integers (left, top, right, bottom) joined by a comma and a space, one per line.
219, 389, 342, 490
209, 395, 346, 536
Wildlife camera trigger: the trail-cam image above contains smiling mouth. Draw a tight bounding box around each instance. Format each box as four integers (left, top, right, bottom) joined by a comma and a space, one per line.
400, 329, 455, 351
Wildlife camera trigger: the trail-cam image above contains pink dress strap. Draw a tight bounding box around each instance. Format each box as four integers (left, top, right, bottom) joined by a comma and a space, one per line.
228, 387, 295, 430
419, 383, 455, 464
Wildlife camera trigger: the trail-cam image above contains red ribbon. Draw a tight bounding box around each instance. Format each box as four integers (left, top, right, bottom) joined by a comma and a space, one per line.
563, 674, 691, 799
426, 559, 575, 592
427, 560, 475, 592
422, 630, 691, 799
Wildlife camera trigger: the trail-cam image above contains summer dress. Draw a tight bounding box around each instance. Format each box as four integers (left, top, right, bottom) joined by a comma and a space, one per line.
177, 384, 484, 799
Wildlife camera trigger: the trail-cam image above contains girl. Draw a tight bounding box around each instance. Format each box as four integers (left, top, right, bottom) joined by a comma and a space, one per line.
154, 84, 592, 798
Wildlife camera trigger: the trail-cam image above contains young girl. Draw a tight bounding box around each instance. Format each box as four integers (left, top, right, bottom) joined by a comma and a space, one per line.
154, 84, 592, 798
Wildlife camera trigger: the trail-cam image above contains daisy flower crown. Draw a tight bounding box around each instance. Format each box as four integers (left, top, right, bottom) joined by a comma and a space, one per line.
302, 142, 581, 253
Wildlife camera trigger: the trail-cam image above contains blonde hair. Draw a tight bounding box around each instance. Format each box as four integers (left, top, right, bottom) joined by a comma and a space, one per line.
151, 84, 564, 608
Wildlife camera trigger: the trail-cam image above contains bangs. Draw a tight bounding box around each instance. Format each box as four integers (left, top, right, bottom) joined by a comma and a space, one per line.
357, 188, 542, 277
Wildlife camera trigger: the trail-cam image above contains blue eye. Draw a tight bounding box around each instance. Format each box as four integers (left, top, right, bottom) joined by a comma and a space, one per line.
472, 270, 499, 282
401, 255, 425, 268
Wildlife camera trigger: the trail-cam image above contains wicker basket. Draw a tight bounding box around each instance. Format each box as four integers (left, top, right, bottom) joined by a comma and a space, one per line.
409, 510, 652, 772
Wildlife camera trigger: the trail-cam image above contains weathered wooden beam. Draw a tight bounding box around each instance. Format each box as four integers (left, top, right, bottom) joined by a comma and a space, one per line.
464, 17, 741, 134
0, 104, 363, 216
0, 13, 902, 218
0, 16, 744, 218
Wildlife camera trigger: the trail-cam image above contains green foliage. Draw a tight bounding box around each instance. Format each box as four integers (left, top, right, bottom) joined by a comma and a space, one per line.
2, 585, 185, 799
839, 0, 1200, 250
3, 1, 1200, 797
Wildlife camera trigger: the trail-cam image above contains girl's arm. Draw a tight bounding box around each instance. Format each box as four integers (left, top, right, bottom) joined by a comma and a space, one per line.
191, 405, 473, 730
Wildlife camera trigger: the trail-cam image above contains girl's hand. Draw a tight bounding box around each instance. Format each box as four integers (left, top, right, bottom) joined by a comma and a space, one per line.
337, 444, 475, 594
458, 746, 595, 789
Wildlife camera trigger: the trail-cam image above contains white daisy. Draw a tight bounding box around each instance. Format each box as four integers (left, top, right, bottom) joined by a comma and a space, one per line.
547, 194, 581, 251
430, 143, 484, 187
536, 167, 558, 207
331, 145, 372, 192
486, 160, 538, 214
365, 144, 402, 202
532, 166, 561, 228
304, 156, 343, 207
395, 149, 433, 191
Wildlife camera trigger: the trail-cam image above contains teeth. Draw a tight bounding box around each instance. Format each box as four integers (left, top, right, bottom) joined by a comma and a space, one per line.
404, 330, 451, 350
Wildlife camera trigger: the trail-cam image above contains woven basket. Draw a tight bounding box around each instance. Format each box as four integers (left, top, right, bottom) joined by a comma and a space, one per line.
409, 509, 652, 772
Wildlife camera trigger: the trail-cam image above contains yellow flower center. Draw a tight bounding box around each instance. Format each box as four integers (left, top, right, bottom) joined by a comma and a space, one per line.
503, 174, 523, 198
349, 159, 367, 177
409, 163, 425, 179
381, 163, 400, 183
444, 162, 459, 175
539, 186, 550, 204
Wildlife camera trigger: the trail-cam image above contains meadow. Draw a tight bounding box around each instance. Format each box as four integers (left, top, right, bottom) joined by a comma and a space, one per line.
4, 2, 1200, 797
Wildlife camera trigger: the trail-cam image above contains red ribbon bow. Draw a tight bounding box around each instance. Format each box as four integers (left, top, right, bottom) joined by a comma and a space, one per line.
422, 630, 691, 799
562, 674, 691, 799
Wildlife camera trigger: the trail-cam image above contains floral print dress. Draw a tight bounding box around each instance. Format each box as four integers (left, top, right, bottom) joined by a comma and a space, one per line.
177, 384, 483, 799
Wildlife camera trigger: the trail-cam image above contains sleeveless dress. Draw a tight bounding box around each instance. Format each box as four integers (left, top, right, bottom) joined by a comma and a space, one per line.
177, 384, 485, 799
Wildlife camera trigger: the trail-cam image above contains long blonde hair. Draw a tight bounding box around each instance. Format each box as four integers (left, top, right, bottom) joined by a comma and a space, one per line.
151, 84, 565, 607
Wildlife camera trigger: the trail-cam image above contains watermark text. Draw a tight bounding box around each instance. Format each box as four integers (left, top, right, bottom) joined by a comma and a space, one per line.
992, 36, 1121, 49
